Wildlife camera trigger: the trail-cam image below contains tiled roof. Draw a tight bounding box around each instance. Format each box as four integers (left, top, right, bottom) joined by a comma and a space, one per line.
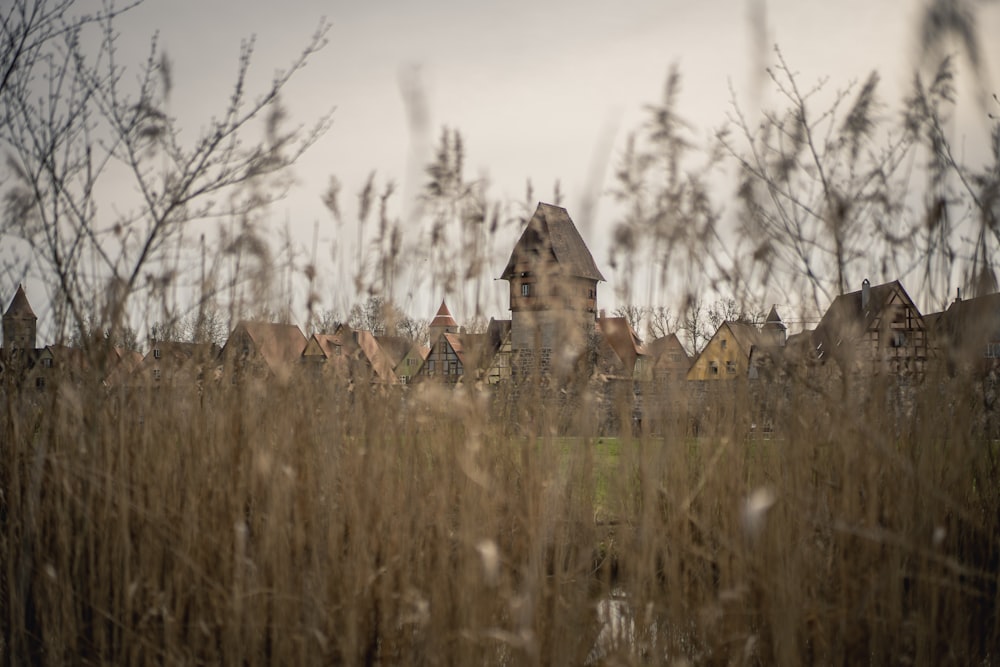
4, 284, 36, 319
811, 280, 911, 351
308, 333, 344, 359
930, 292, 1000, 360
596, 316, 643, 375
500, 203, 605, 282
430, 301, 458, 328
351, 329, 399, 383
375, 334, 412, 367
725, 321, 762, 355
235, 321, 307, 378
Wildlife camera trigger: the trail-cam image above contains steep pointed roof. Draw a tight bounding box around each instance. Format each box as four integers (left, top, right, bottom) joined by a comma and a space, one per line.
812, 280, 916, 351
764, 305, 785, 327
4, 284, 36, 319
500, 203, 605, 282
430, 301, 458, 328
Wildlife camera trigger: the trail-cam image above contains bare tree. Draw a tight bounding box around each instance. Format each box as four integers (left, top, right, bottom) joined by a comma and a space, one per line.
646, 305, 678, 340
0, 0, 333, 348
677, 297, 709, 355
611, 304, 645, 333
724, 48, 920, 307
705, 297, 766, 331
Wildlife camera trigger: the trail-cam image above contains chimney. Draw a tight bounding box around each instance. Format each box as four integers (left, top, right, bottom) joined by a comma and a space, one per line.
861, 278, 871, 311
956, 287, 962, 303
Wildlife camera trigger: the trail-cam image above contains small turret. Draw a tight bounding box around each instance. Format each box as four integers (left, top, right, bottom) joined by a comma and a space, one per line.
2, 284, 38, 354
761, 304, 786, 347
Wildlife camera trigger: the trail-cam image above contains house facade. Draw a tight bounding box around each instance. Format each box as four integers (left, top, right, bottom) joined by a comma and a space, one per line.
499, 203, 605, 379
811, 279, 929, 378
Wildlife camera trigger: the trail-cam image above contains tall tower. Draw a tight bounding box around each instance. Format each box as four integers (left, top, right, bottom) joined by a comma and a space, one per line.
2, 284, 38, 355
428, 301, 458, 343
499, 203, 604, 377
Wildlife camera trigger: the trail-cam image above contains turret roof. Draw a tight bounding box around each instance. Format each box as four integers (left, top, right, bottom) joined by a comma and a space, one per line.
430, 301, 458, 328
4, 284, 36, 319
500, 203, 605, 282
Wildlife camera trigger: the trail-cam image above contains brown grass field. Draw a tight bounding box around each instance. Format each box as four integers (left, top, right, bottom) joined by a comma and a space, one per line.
2, 368, 998, 665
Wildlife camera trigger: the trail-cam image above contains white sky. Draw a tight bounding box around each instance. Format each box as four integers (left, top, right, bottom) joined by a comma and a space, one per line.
10, 0, 1000, 335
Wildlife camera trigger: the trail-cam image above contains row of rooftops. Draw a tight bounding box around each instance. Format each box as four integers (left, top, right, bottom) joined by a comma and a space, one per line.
6, 276, 1000, 390
5, 199, 1000, 388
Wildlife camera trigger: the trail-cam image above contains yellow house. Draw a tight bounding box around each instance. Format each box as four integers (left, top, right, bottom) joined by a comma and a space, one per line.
686, 321, 761, 381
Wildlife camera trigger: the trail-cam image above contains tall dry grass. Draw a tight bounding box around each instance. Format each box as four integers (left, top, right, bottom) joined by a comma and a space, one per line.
2, 358, 998, 665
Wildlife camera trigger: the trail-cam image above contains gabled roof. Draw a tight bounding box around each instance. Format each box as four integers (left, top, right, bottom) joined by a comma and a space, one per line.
375, 334, 412, 368
934, 292, 1000, 342
500, 203, 605, 282
929, 292, 1000, 365
811, 280, 919, 353
430, 301, 458, 329
763, 305, 786, 330
305, 333, 345, 359
596, 316, 643, 376
725, 321, 763, 354
4, 284, 36, 319
351, 329, 399, 384
644, 333, 690, 368
230, 321, 307, 379
443, 332, 466, 365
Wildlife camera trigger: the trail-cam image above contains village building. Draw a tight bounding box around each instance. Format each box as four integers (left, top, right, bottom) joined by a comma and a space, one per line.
221, 320, 308, 385
130, 341, 221, 390
499, 203, 604, 380
687, 321, 762, 381
396, 342, 430, 384
2, 284, 37, 355
340, 326, 400, 385
925, 290, 1000, 377
594, 316, 644, 380
640, 333, 692, 384
811, 279, 929, 378
415, 302, 512, 385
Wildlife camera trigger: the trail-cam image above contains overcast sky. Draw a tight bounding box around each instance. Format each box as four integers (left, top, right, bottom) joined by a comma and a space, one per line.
15, 0, 999, 333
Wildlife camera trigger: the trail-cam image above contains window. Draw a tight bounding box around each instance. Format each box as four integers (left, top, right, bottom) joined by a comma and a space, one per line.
986, 342, 1000, 358
709, 361, 719, 375
406, 357, 413, 366
521, 283, 531, 297
720, 339, 727, 350
153, 348, 161, 359
35, 377, 45, 391
890, 331, 907, 348
153, 369, 161, 381
427, 360, 435, 374
726, 361, 737, 374
41, 357, 52, 368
